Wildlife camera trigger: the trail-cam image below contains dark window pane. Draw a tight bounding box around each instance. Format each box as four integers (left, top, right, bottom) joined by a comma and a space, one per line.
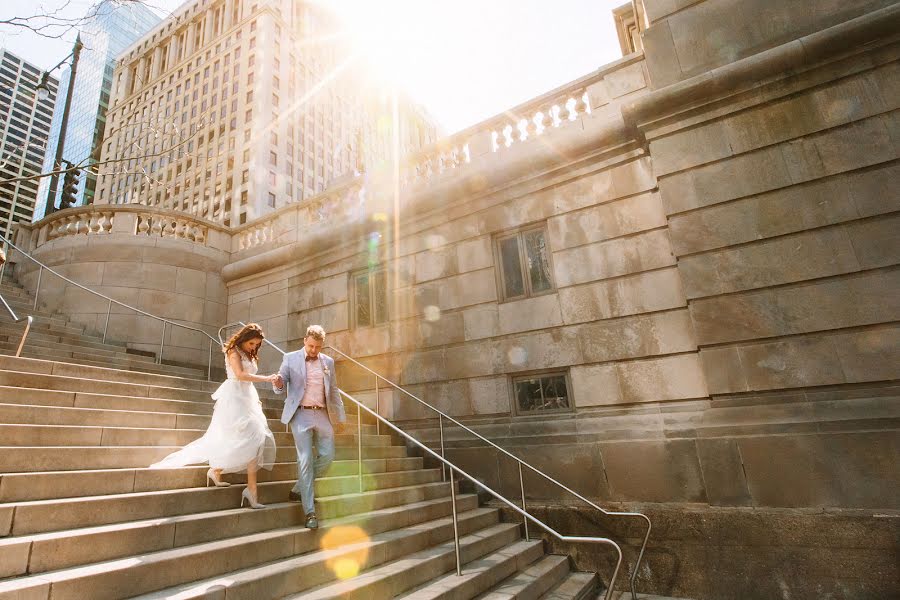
515, 378, 542, 413
541, 375, 569, 410
523, 229, 552, 293
499, 236, 525, 298
355, 273, 371, 327
373, 269, 388, 324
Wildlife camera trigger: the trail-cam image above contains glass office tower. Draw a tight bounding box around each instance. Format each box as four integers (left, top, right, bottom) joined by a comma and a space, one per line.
34, 1, 160, 220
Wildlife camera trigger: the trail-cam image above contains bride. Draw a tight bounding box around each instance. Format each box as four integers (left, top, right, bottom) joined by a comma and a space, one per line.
151, 323, 278, 509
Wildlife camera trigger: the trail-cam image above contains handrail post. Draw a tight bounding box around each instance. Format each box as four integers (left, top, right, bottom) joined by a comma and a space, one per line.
207, 337, 213, 381
102, 299, 111, 343
33, 266, 42, 311
374, 376, 380, 436
439, 414, 446, 482
157, 321, 166, 364
449, 466, 462, 576
518, 462, 529, 541
357, 405, 363, 493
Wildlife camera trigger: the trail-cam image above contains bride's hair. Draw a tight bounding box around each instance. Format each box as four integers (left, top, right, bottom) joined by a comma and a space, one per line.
223, 323, 265, 362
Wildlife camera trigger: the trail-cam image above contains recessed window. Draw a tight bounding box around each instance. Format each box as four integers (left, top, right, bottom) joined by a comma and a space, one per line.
352, 267, 388, 329
494, 225, 554, 301
511, 372, 571, 415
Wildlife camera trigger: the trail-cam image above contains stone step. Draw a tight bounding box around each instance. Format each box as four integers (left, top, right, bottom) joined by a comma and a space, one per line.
392, 539, 547, 600
0, 455, 419, 502
0, 423, 393, 448
539, 571, 600, 600
0, 337, 155, 363
133, 513, 516, 600
0, 503, 500, 600
0, 401, 374, 433
475, 554, 571, 600
1, 474, 446, 537
0, 443, 409, 473
0, 316, 88, 338
0, 492, 479, 579
0, 386, 288, 420
0, 325, 123, 350
1, 344, 207, 379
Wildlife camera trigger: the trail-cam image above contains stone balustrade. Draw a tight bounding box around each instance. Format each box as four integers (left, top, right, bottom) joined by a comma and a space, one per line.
135, 212, 208, 244
40, 210, 115, 244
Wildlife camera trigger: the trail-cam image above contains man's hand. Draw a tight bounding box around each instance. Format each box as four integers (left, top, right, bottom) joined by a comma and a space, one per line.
273, 374, 284, 389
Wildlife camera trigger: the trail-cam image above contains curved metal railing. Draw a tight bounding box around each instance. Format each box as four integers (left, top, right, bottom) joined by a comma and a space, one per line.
218, 321, 651, 598
0, 289, 33, 357
0, 235, 218, 379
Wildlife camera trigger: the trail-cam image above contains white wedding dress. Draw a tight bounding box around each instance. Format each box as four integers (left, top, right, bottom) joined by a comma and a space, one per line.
151, 351, 276, 473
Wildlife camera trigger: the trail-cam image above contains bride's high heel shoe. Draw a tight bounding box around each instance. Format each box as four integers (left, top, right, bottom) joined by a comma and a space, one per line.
206, 468, 231, 488
241, 488, 265, 509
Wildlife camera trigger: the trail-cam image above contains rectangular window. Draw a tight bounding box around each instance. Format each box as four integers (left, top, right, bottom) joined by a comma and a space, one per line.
352, 268, 388, 328
512, 372, 571, 415
494, 225, 554, 301
268, 192, 276, 208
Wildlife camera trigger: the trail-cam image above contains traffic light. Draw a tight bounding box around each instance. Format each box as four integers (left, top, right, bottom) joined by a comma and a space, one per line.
60, 167, 81, 210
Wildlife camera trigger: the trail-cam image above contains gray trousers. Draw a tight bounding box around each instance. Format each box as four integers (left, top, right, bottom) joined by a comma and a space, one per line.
289, 407, 335, 515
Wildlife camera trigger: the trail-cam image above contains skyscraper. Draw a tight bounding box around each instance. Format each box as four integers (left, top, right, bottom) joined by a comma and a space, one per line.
0, 49, 58, 239
95, 0, 439, 226
33, 1, 160, 220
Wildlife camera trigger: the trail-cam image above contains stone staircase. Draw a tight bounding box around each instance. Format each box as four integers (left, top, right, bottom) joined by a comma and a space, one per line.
0, 278, 207, 379
0, 353, 605, 599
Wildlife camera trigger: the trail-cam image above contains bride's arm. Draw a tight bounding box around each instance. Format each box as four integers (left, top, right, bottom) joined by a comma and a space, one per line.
227, 350, 276, 383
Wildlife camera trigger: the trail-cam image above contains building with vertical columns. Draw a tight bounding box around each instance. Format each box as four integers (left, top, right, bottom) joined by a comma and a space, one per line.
32, 1, 160, 221
94, 0, 439, 226
0, 49, 58, 240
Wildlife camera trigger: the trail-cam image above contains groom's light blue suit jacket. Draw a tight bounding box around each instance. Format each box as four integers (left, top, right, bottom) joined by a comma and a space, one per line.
274, 349, 347, 425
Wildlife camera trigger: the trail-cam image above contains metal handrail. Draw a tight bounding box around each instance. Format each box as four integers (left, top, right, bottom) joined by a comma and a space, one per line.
0, 291, 33, 357
217, 321, 644, 599
0, 235, 217, 380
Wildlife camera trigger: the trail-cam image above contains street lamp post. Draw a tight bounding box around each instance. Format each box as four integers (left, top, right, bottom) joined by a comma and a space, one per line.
38, 34, 83, 216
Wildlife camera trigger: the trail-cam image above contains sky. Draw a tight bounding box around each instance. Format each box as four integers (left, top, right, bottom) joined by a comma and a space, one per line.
0, 0, 628, 134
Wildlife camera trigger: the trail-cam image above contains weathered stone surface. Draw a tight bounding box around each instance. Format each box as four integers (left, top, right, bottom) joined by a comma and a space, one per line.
603, 60, 647, 98
553, 228, 675, 287
469, 376, 510, 415
600, 439, 707, 503
462, 304, 500, 341
577, 309, 697, 363
498, 294, 564, 335
290, 274, 348, 312
617, 353, 708, 403
547, 191, 667, 251
570, 363, 622, 407
677, 225, 861, 298
845, 212, 900, 268
689, 269, 900, 345
560, 267, 686, 323
414, 246, 458, 283
455, 236, 493, 273
696, 438, 753, 506
833, 324, 900, 383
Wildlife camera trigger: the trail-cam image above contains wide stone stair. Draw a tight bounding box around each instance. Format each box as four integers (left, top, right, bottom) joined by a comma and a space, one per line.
0, 278, 207, 379
0, 354, 605, 599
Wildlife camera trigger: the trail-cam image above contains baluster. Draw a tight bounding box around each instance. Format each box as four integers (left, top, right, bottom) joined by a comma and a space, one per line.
517, 118, 529, 142
491, 130, 500, 152
502, 124, 514, 148
187, 224, 197, 242
73, 214, 87, 235
65, 216, 78, 237
565, 97, 578, 121
581, 90, 592, 115
150, 216, 163, 236
89, 213, 101, 234
194, 226, 206, 244
103, 212, 114, 233
137, 215, 150, 235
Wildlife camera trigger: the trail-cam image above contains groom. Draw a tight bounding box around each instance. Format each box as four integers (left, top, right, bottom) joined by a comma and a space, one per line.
273, 324, 346, 529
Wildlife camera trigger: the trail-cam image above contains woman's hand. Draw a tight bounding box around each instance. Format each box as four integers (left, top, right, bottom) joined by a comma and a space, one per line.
265, 374, 279, 383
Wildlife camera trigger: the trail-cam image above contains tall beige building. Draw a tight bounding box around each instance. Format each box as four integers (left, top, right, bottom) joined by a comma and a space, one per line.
95, 0, 438, 226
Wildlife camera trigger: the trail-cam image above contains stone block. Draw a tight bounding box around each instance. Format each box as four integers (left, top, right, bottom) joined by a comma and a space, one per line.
560, 267, 686, 323
551, 169, 615, 214
416, 310, 466, 348
174, 268, 207, 298
846, 213, 900, 269
577, 308, 697, 363
833, 325, 900, 383
650, 120, 734, 176
668, 176, 859, 256
603, 60, 647, 99
739, 334, 846, 391
101, 262, 178, 292
456, 236, 493, 273
677, 226, 861, 298
498, 294, 563, 335
462, 304, 500, 341
553, 229, 676, 287
500, 443, 611, 502
570, 363, 621, 407
690, 269, 900, 345
738, 431, 900, 508
289, 301, 348, 337
696, 438, 753, 506
349, 324, 392, 358
414, 246, 458, 284
547, 191, 667, 251
641, 18, 682, 89
617, 353, 708, 403
421, 269, 497, 313
660, 146, 792, 215
809, 115, 896, 179
848, 161, 900, 217
495, 328, 583, 374
469, 376, 510, 415
248, 288, 288, 320
600, 439, 707, 503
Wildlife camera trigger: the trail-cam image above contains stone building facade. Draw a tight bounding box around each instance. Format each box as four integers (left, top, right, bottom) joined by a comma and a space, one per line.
11, 1, 899, 597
